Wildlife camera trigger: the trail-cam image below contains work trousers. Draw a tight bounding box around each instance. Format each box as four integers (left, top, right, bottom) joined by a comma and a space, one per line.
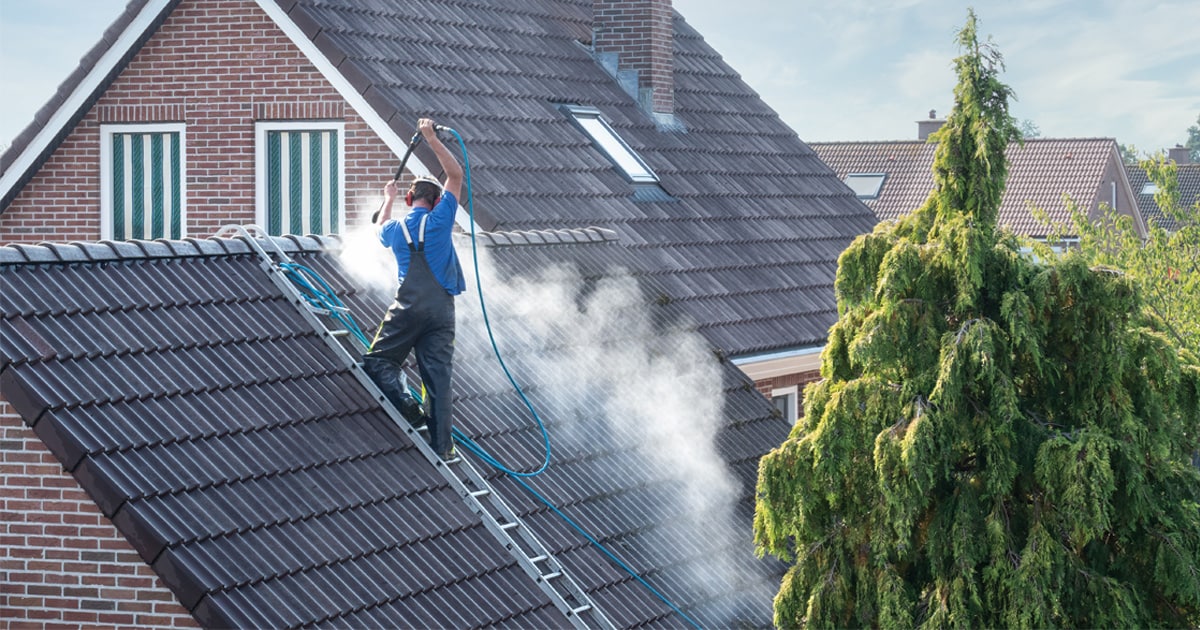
364, 250, 456, 455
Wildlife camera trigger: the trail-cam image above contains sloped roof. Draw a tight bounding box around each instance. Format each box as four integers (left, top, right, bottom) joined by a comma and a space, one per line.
1128, 163, 1200, 232
810, 138, 1129, 237
2, 0, 877, 357
0, 232, 785, 627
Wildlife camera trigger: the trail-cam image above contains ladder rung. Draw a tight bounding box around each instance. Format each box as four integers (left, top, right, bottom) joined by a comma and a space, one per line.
540, 571, 563, 581
529, 555, 548, 563
329, 329, 350, 337
570, 605, 592, 615
499, 521, 520, 531
469, 489, 490, 498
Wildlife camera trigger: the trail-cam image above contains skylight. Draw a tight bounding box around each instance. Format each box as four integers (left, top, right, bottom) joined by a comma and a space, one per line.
1140, 182, 1158, 195
562, 105, 659, 183
844, 173, 887, 200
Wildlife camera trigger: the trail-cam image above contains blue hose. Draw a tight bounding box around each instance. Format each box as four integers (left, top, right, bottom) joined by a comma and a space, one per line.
443, 127, 552, 478
287, 127, 702, 629
441, 128, 702, 628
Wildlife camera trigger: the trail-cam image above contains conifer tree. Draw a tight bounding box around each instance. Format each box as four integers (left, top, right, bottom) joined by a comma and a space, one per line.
754, 10, 1200, 628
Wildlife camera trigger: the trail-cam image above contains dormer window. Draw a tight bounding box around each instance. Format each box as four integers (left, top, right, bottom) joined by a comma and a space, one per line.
1140, 182, 1158, 195
561, 105, 659, 183
844, 173, 887, 200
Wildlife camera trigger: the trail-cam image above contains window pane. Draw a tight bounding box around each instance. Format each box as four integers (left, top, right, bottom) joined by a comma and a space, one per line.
109, 131, 182, 240
845, 173, 887, 199
266, 129, 340, 236
570, 112, 658, 183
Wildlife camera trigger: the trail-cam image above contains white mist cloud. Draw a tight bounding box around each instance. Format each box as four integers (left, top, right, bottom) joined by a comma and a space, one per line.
341, 232, 769, 619
455, 242, 763, 611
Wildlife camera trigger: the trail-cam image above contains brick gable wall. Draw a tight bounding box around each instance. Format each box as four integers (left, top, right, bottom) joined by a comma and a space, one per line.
1, 402, 197, 628
1, 0, 399, 245
1, 0, 405, 625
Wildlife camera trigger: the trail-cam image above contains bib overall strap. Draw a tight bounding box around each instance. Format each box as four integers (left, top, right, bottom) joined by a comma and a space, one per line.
397, 215, 431, 252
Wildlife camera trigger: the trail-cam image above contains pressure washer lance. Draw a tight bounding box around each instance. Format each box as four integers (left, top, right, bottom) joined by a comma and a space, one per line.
371, 125, 452, 223
371, 131, 422, 223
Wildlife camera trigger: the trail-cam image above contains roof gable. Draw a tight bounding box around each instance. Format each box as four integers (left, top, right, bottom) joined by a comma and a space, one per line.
1128, 163, 1200, 232
811, 138, 1146, 238
3, 0, 878, 357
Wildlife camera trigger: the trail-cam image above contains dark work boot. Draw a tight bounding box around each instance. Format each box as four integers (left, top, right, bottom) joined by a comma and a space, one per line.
362, 357, 428, 429
396, 396, 428, 430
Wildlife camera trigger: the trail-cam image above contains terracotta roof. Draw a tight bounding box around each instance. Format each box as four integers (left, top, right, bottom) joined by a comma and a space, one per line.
810, 138, 1127, 237
1128, 163, 1200, 232
0, 233, 786, 627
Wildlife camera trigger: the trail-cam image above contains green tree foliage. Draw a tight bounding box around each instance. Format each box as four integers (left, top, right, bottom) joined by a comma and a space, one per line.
754, 10, 1200, 628
1017, 118, 1041, 140
1058, 154, 1200, 357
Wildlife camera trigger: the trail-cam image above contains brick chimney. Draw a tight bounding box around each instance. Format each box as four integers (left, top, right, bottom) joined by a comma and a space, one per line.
593, 0, 675, 117
918, 109, 946, 140
1168, 144, 1192, 165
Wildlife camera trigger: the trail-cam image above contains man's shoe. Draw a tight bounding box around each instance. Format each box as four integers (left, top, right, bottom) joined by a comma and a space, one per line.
397, 396, 427, 429
438, 446, 457, 461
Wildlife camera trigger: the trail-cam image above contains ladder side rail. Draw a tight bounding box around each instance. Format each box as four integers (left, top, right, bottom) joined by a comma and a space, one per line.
229, 231, 615, 630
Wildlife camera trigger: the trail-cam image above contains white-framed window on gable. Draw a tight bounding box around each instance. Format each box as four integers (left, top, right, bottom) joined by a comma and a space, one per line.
100, 123, 186, 241
771, 385, 799, 423
255, 121, 344, 236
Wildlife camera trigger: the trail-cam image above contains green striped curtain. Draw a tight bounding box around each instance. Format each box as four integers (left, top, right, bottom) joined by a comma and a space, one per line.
265, 129, 340, 236
110, 131, 182, 240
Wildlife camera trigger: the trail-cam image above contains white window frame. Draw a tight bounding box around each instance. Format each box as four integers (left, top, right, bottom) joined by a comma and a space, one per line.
845, 173, 887, 200
255, 120, 346, 235
771, 385, 799, 423
561, 105, 659, 183
99, 123, 188, 241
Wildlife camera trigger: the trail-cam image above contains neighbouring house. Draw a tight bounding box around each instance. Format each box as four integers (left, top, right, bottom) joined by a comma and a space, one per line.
809, 113, 1147, 243
1128, 145, 1200, 232
0, 0, 877, 626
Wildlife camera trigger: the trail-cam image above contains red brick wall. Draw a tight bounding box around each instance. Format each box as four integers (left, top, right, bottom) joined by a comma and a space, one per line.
593, 0, 674, 113
0, 0, 403, 624
1, 400, 197, 628
1, 0, 398, 245
753, 370, 822, 400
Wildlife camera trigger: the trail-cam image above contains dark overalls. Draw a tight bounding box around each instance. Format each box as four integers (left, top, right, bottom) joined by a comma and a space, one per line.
363, 214, 456, 457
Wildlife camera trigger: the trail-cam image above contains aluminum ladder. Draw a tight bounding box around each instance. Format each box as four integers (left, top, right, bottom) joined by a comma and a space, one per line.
218, 226, 615, 630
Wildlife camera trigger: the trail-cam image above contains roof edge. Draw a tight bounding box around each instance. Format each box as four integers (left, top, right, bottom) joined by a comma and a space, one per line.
473, 226, 619, 247
0, 234, 339, 265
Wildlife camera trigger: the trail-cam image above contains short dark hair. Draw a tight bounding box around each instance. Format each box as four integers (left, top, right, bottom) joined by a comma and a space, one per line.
410, 176, 442, 206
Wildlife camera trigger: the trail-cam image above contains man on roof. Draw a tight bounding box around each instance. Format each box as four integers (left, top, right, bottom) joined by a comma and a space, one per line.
363, 118, 465, 461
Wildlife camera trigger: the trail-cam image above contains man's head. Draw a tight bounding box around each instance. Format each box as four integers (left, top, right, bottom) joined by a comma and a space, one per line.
406, 175, 443, 207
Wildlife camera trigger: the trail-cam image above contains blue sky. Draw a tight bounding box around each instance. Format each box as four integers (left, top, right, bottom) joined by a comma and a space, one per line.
2, 0, 1197, 155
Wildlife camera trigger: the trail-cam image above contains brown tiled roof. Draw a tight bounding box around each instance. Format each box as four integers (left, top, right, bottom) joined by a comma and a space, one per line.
811, 138, 1125, 237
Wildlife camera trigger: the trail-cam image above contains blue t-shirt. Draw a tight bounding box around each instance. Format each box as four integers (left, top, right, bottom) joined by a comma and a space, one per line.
379, 191, 465, 296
